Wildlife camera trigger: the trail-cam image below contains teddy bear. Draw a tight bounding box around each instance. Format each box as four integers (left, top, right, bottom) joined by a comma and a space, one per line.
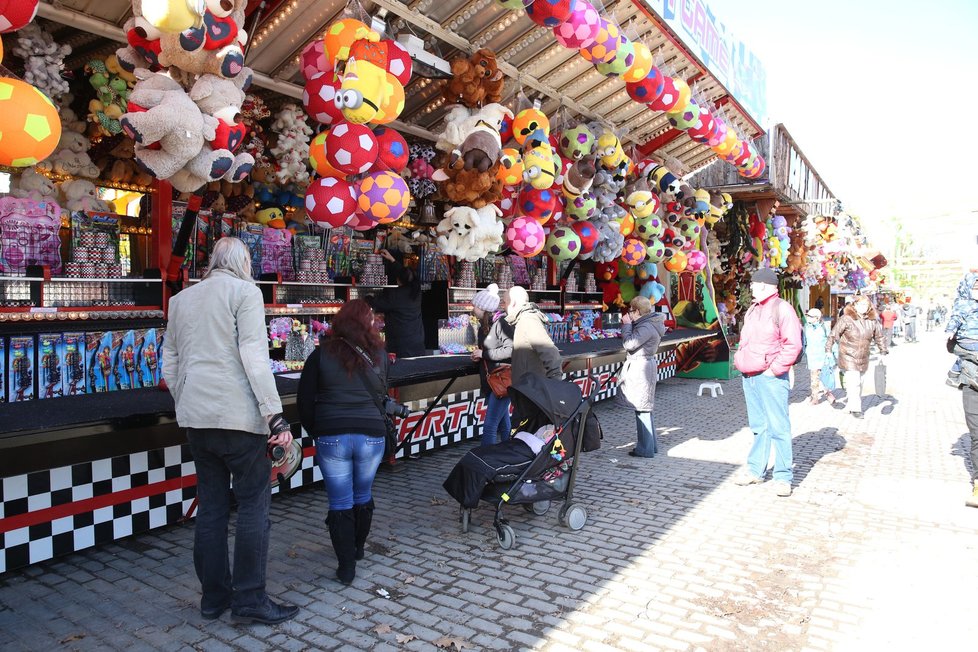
436, 204, 504, 261
442, 49, 505, 108
121, 69, 216, 182
57, 94, 88, 135
436, 103, 513, 163
11, 169, 59, 204
37, 131, 100, 179
13, 23, 72, 102
591, 218, 625, 263
269, 104, 312, 187
159, 0, 248, 79
432, 157, 502, 209
116, 0, 165, 72
98, 138, 155, 187
60, 179, 111, 213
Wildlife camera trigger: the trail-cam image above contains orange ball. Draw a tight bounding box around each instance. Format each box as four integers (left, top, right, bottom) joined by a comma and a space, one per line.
323, 19, 373, 67
0, 79, 61, 167
370, 73, 405, 125
623, 42, 653, 83
513, 108, 550, 145
308, 131, 345, 178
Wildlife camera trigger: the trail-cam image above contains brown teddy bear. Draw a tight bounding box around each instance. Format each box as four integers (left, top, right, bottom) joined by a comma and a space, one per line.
432, 157, 502, 209
442, 49, 505, 108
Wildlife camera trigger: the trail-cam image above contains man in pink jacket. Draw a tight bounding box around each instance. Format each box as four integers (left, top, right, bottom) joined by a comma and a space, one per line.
732, 268, 803, 497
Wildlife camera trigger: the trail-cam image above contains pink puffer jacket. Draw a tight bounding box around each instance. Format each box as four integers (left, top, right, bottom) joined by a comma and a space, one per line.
733, 295, 803, 377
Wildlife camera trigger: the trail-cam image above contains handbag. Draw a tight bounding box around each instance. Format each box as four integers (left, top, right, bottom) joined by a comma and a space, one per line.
485, 361, 512, 399
874, 361, 887, 397
339, 341, 401, 458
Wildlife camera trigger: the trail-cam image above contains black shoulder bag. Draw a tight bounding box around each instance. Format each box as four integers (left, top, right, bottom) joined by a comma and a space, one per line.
340, 340, 402, 459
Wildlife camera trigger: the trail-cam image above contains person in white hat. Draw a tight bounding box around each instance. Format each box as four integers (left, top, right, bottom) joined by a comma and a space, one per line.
803, 308, 831, 404
471, 284, 515, 445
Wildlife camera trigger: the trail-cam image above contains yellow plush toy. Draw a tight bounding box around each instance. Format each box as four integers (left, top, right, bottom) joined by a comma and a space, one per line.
337, 40, 394, 125
522, 143, 558, 190
626, 190, 656, 219
256, 206, 286, 229
143, 0, 206, 33
596, 130, 628, 169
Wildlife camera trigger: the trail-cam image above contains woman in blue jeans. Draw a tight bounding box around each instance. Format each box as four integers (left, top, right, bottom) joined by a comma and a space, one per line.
470, 284, 514, 446
298, 300, 389, 585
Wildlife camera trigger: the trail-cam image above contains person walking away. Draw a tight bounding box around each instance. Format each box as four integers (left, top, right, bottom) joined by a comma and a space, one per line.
297, 300, 390, 584
944, 272, 978, 507
617, 296, 667, 458
367, 250, 425, 358
880, 304, 898, 347
162, 237, 298, 625
803, 308, 831, 404
732, 268, 802, 497
826, 296, 888, 419
470, 284, 515, 446
902, 300, 920, 343
507, 286, 562, 381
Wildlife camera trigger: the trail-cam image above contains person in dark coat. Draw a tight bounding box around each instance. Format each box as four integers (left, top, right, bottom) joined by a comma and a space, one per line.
826, 296, 888, 418
298, 300, 389, 585
367, 250, 425, 358
617, 296, 667, 458
471, 284, 515, 446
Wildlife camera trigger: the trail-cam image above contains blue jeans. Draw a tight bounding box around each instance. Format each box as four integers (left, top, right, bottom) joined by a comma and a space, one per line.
481, 394, 511, 446
315, 434, 385, 510
742, 373, 793, 482
187, 428, 271, 612
635, 411, 658, 457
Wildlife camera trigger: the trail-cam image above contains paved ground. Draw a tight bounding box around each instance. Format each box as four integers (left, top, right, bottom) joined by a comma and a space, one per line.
2, 329, 977, 651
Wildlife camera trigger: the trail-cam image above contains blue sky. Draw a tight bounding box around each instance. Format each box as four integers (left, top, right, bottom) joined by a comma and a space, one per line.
696, 0, 978, 230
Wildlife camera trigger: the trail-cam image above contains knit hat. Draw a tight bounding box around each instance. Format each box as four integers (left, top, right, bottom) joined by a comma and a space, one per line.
750, 267, 779, 287
472, 283, 501, 312
508, 286, 529, 313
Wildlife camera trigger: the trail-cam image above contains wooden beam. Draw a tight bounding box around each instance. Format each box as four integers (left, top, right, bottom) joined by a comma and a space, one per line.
638, 129, 682, 157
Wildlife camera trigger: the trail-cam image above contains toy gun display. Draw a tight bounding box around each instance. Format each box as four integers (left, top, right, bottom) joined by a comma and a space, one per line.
41, 350, 62, 399
111, 334, 124, 389
65, 347, 84, 395
12, 354, 32, 402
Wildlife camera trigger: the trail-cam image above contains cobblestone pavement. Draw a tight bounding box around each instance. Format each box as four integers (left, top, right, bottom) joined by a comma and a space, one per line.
2, 330, 977, 651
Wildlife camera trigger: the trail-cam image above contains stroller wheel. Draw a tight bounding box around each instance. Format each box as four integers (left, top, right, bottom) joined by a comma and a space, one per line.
496, 524, 516, 550
560, 503, 588, 531
523, 500, 551, 516
460, 508, 470, 534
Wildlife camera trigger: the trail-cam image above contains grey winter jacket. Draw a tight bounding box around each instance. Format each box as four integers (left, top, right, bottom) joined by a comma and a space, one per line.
507, 303, 562, 381
162, 269, 281, 435
617, 313, 667, 412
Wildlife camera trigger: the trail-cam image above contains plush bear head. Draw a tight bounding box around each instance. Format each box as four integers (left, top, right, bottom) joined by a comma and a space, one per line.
60, 179, 110, 213
12, 169, 58, 202
58, 131, 91, 155
190, 74, 246, 123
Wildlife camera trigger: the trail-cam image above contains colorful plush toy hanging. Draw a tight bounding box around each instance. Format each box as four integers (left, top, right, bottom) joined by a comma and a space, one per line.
0, 77, 61, 167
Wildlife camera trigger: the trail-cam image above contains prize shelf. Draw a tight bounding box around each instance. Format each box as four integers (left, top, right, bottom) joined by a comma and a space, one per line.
0, 275, 164, 322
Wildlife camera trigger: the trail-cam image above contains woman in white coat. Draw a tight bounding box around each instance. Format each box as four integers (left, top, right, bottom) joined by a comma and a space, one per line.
617, 296, 667, 458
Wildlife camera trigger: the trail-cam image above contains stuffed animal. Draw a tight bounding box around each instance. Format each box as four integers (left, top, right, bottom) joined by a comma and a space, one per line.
595, 129, 627, 170
158, 0, 248, 79
58, 94, 88, 135
116, 1, 164, 72
432, 156, 502, 209
11, 169, 58, 203
60, 179, 111, 213
97, 138, 154, 187
436, 204, 503, 261
442, 49, 504, 108
337, 39, 392, 125
255, 205, 286, 229
269, 104, 312, 186
85, 57, 133, 136
522, 136, 559, 190
12, 23, 71, 102
562, 156, 596, 202
37, 131, 100, 179
592, 219, 625, 263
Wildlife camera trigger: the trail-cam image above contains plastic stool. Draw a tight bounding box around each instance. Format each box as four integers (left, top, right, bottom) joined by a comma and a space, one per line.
698, 382, 723, 397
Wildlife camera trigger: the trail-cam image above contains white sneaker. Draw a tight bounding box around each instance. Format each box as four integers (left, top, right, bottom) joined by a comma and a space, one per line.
774, 481, 792, 497
733, 471, 764, 486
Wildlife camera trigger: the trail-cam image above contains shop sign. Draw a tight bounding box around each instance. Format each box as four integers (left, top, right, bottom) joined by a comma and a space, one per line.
643, 0, 768, 127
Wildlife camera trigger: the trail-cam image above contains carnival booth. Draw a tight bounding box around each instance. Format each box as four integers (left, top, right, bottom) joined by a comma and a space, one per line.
0, 0, 771, 572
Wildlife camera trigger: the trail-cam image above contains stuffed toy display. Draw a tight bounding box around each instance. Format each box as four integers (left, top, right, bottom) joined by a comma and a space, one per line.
36, 130, 100, 179
60, 179, 111, 213
442, 49, 504, 108
436, 204, 505, 261
158, 0, 248, 80
96, 138, 154, 187
58, 94, 88, 136
270, 104, 312, 187
11, 168, 58, 204
12, 23, 71, 102
85, 56, 134, 137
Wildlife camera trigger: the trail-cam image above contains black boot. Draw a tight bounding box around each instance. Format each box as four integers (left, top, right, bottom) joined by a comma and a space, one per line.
353, 499, 374, 561
326, 509, 356, 585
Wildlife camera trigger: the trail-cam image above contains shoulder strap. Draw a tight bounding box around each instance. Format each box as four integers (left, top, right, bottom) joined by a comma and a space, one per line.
338, 339, 389, 419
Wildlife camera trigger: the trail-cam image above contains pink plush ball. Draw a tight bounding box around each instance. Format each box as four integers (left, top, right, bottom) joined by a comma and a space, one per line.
384, 40, 413, 86
305, 176, 357, 228
552, 1, 601, 49
345, 210, 378, 231
525, 0, 578, 28
326, 122, 379, 175
686, 249, 708, 272
706, 118, 727, 147
372, 126, 409, 173
301, 40, 331, 80
303, 72, 344, 125
506, 217, 547, 257
570, 220, 599, 255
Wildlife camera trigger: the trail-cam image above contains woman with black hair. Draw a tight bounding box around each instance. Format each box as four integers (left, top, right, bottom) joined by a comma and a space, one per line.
367, 249, 426, 358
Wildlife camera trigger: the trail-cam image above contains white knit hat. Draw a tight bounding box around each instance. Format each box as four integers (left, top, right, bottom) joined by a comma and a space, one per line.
472, 283, 501, 312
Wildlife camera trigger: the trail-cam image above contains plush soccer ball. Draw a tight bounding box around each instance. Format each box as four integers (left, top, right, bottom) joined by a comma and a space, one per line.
579, 19, 621, 65
687, 108, 716, 144
357, 171, 410, 224
645, 239, 666, 263
498, 187, 520, 218
686, 249, 708, 272
326, 122, 378, 175
345, 209, 377, 231
743, 156, 766, 179
552, 1, 601, 49
497, 148, 523, 186
559, 124, 594, 160
623, 42, 653, 83
372, 126, 409, 173
664, 251, 688, 273
594, 36, 634, 77
566, 191, 597, 220
519, 187, 558, 224
570, 220, 599, 255
619, 213, 635, 236
306, 176, 357, 228
634, 214, 665, 241
668, 100, 701, 131
706, 118, 728, 148
370, 73, 406, 125
545, 226, 582, 261
324, 19, 373, 67
506, 217, 547, 257
303, 72, 344, 125
512, 108, 550, 145
384, 40, 413, 86
524, 0, 578, 28
713, 129, 740, 157
0, 0, 38, 33
308, 131, 345, 178
625, 67, 665, 105
499, 113, 514, 144
301, 39, 330, 80
0, 78, 60, 167
649, 75, 690, 113
496, 0, 525, 8
621, 238, 647, 266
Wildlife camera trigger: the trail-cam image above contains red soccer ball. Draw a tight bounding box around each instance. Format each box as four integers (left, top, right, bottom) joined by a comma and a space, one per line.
305, 176, 357, 228
570, 221, 599, 255
325, 122, 379, 175
372, 126, 409, 173
303, 72, 344, 125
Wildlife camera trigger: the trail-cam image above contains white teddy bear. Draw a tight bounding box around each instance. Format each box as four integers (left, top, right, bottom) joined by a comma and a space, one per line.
60, 179, 112, 214
270, 104, 312, 186
12, 169, 59, 204
36, 131, 100, 179
436, 204, 504, 262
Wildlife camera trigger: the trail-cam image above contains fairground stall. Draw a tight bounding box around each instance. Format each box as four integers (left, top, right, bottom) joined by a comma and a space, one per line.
0, 0, 770, 572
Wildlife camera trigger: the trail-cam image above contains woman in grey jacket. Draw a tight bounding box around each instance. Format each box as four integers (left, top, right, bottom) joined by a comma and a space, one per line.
618, 296, 667, 458
506, 286, 562, 382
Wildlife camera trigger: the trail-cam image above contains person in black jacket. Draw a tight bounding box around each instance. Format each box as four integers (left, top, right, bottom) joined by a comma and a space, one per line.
298, 300, 389, 585
367, 250, 425, 358
471, 284, 515, 446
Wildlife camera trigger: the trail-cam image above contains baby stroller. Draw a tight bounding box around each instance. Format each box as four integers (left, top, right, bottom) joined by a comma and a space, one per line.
443, 373, 602, 549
